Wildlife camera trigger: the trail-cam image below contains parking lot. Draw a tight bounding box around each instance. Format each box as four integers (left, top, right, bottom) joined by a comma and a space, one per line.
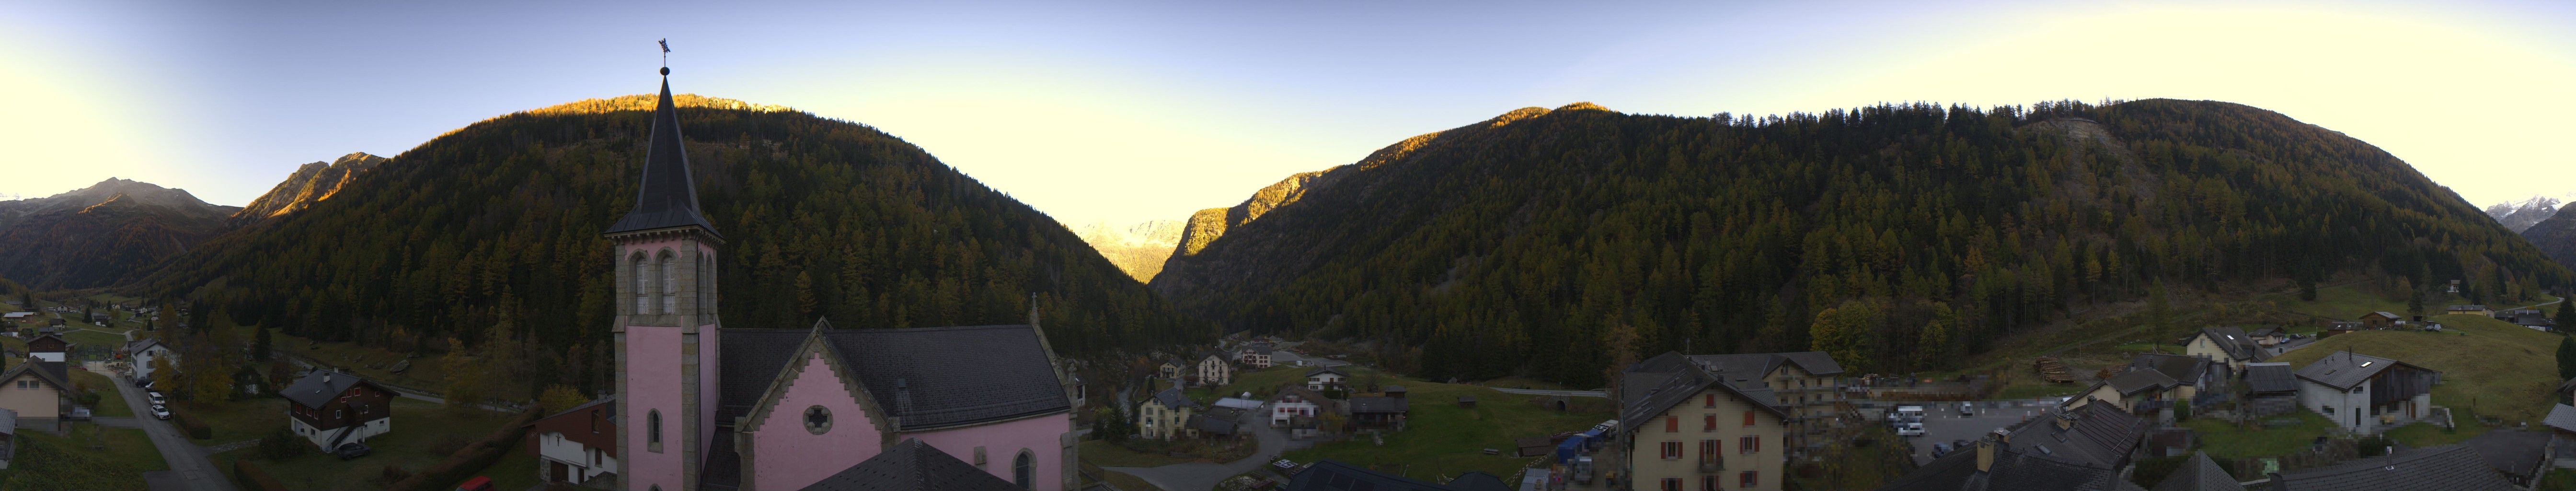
1874, 399, 2062, 464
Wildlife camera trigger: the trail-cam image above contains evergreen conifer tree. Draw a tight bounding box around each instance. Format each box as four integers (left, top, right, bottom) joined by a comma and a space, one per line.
2559, 334, 2576, 380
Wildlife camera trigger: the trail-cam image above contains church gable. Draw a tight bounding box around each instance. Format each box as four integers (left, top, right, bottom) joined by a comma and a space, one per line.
740, 327, 892, 436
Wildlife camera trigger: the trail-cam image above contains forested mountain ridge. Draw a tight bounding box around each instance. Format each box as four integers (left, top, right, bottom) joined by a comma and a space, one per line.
2521, 206, 2576, 272
230, 152, 388, 226
0, 178, 236, 289
128, 93, 1208, 393
1150, 99, 2571, 386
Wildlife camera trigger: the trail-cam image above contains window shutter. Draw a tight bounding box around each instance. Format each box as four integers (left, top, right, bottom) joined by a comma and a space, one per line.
1743, 409, 1756, 426
1704, 414, 1715, 431
1667, 416, 1679, 433
1704, 393, 1715, 408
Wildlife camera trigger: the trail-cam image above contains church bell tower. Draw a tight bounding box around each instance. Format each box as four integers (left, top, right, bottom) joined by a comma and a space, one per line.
607, 63, 724, 491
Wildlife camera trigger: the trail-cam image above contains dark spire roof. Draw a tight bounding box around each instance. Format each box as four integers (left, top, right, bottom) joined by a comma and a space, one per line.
605, 72, 721, 238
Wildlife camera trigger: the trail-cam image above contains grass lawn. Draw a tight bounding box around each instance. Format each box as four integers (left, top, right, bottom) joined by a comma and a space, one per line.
1280, 366, 1611, 481
2271, 314, 2560, 424
47, 424, 172, 472
65, 328, 128, 348
210, 397, 520, 491
1474, 376, 1565, 391
71, 369, 134, 417
2544, 468, 2576, 491
1214, 365, 1312, 400
180, 397, 290, 444
12, 427, 163, 490
471, 442, 541, 491
269, 328, 476, 396
1080, 439, 1199, 468
2183, 410, 2335, 458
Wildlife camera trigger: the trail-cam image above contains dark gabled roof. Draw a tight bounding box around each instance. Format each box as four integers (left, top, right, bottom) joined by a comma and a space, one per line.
1306, 365, 1349, 377
1776, 351, 1847, 375
0, 361, 69, 393
2106, 369, 2178, 395
702, 427, 743, 490
2152, 452, 2241, 491
282, 369, 386, 409
2132, 353, 2211, 384
603, 75, 720, 238
2461, 430, 2550, 481
1285, 459, 1508, 491
1873, 441, 2137, 491
1614, 364, 1786, 435
1348, 397, 1409, 414
2244, 363, 2298, 394
24, 334, 69, 351
2001, 402, 2149, 470
536, 395, 618, 423
2196, 327, 2266, 362
2448, 305, 2488, 311
2295, 351, 2435, 391
1189, 411, 1240, 435
718, 322, 1070, 432
2268, 444, 2516, 491
2363, 312, 2402, 320
2248, 327, 2283, 337
1151, 387, 1200, 410
124, 338, 166, 354
796, 438, 1022, 491
1382, 384, 1405, 393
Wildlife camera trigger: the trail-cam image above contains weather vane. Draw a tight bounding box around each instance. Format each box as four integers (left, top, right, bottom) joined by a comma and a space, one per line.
658, 38, 671, 75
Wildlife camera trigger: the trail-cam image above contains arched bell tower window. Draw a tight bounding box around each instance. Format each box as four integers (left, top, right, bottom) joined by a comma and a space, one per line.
658, 250, 678, 314
647, 409, 663, 452
631, 252, 651, 315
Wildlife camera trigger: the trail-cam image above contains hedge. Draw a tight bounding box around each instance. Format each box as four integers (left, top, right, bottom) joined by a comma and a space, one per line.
172, 409, 213, 439
233, 459, 289, 491
387, 408, 541, 491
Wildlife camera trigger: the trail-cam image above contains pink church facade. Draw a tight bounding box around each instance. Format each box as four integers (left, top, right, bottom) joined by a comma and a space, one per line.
606, 69, 1077, 491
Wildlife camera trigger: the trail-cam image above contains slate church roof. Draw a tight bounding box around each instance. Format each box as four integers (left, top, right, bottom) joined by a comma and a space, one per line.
717, 320, 1071, 432
604, 71, 720, 238
795, 439, 1023, 491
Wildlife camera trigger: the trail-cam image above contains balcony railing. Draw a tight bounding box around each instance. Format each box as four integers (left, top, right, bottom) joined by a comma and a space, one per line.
1699, 459, 1725, 473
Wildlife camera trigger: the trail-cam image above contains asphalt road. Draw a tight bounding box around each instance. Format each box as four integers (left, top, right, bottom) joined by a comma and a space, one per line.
1104, 402, 1314, 491
112, 372, 239, 491
1493, 388, 1608, 398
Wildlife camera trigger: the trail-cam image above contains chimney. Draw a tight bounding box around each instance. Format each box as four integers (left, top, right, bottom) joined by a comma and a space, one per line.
1976, 432, 2002, 472
323, 372, 332, 384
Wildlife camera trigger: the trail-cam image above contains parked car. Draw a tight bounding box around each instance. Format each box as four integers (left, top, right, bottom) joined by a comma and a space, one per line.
147, 391, 166, 405
132, 376, 151, 388
335, 442, 371, 460
1931, 442, 1955, 457
454, 476, 495, 491
1898, 421, 1925, 437
1958, 403, 1974, 417
150, 404, 170, 420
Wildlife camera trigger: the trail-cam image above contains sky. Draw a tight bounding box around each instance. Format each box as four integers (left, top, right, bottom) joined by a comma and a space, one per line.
3, 0, 2573, 228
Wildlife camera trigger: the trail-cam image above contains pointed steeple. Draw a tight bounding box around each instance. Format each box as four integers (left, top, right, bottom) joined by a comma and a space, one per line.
604, 68, 721, 239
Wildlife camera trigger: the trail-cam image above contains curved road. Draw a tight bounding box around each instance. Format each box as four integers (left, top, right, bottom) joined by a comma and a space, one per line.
1492, 388, 1606, 398
1104, 409, 1312, 491
111, 372, 239, 491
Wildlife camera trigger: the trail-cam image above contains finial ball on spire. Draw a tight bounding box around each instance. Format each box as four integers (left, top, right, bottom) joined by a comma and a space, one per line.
661, 67, 670, 76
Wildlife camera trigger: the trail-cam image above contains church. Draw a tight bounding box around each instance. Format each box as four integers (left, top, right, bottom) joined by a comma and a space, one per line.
607, 66, 1077, 491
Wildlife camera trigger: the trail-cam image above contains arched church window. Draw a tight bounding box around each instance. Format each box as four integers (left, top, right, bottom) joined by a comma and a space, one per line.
1013, 449, 1035, 489
648, 410, 662, 445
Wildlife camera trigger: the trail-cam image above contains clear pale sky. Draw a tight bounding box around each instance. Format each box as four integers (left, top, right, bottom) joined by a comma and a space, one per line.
3, 0, 2572, 227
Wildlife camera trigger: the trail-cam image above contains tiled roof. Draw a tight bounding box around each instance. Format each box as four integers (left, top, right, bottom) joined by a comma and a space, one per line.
795, 438, 1022, 491
2546, 404, 2576, 434
1873, 441, 2139, 491
719, 322, 1071, 432
2461, 430, 2549, 482
281, 369, 382, 409
2269, 444, 2516, 491
2295, 351, 2434, 391
2001, 402, 2148, 470
2152, 452, 2241, 491
702, 427, 742, 490
1305, 365, 1348, 377
2107, 369, 2178, 395
1349, 397, 1409, 414
1152, 388, 1200, 410
1614, 364, 1785, 435
2364, 312, 2401, 320
1776, 351, 1847, 375
2243, 362, 2297, 394
2197, 327, 2266, 362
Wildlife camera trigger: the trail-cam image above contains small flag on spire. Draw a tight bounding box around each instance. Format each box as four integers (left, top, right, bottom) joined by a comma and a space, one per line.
658, 38, 671, 74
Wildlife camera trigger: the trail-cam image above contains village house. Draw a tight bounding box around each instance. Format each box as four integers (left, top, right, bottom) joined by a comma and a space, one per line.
2183, 327, 2267, 370
602, 73, 1081, 491
1611, 362, 1787, 491
2545, 404, 2576, 469
1194, 351, 1233, 387
2242, 362, 2300, 416
2359, 311, 2403, 329
2296, 351, 2440, 434
2266, 444, 2516, 491
1633, 351, 1850, 459
24, 335, 70, 363
1270, 386, 1341, 440
124, 339, 174, 382
1235, 347, 1273, 370
1876, 402, 2147, 491
0, 362, 69, 432
2448, 304, 2493, 316
2247, 327, 2287, 347
2462, 430, 2552, 488
0, 409, 13, 469
1347, 390, 1408, 432
1305, 366, 1350, 392
1188, 406, 1247, 444
1137, 387, 1199, 441
284, 369, 395, 450
0, 313, 31, 327
2151, 452, 2238, 491
2502, 309, 2557, 330
524, 396, 618, 487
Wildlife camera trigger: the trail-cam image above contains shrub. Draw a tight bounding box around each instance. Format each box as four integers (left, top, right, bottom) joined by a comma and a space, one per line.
379, 464, 414, 486
257, 426, 310, 460
233, 460, 289, 491
425, 433, 471, 456
172, 409, 214, 439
